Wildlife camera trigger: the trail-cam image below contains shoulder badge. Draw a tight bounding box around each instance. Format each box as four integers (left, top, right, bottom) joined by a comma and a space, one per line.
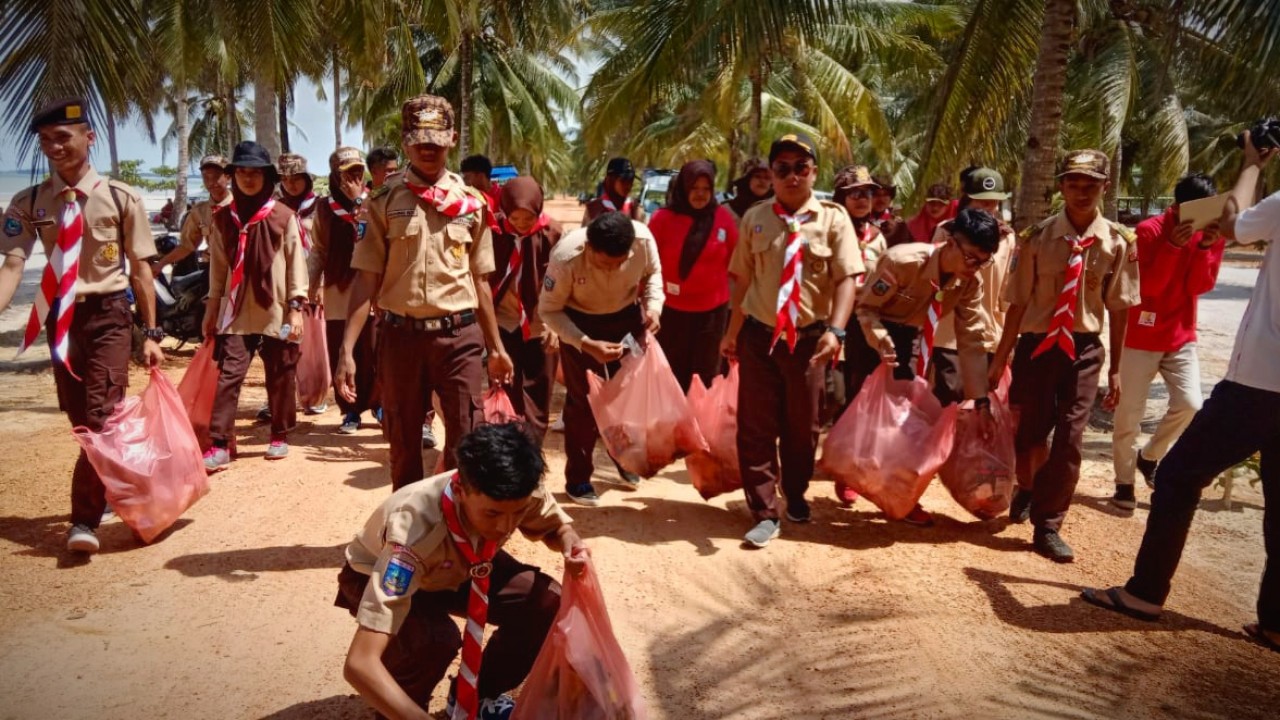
380, 544, 417, 597
1116, 223, 1137, 244
543, 275, 556, 291
369, 183, 391, 200
871, 277, 892, 296
3, 215, 22, 237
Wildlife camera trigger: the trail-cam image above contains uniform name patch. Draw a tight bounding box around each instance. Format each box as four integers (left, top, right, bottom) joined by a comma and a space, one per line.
871, 278, 892, 296
3, 217, 20, 237
381, 551, 416, 597
387, 208, 416, 219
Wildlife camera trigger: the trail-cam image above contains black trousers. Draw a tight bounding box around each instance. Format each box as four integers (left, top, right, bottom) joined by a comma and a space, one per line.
657, 304, 730, 393
1125, 380, 1280, 630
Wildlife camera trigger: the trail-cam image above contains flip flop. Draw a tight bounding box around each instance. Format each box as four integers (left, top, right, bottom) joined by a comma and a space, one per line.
1081, 586, 1162, 622
1243, 623, 1280, 653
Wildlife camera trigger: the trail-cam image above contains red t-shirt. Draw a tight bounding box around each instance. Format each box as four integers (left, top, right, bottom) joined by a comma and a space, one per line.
1124, 207, 1225, 352
650, 206, 740, 312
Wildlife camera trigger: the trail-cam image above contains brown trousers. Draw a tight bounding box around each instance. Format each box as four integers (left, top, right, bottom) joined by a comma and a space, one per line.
843, 319, 919, 405
499, 328, 553, 442
211, 334, 302, 441
657, 303, 730, 393
378, 321, 485, 490
736, 318, 826, 522
558, 305, 645, 489
52, 291, 132, 529
326, 318, 377, 416
1009, 332, 1104, 531
335, 553, 560, 709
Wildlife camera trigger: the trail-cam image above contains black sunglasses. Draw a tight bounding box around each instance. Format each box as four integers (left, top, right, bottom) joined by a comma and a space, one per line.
771, 160, 814, 180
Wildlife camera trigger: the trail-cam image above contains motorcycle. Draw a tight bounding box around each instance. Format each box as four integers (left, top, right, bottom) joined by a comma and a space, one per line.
130, 233, 210, 354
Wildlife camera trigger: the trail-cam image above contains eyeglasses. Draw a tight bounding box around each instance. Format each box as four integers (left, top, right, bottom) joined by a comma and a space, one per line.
771, 160, 814, 180
845, 188, 875, 200
953, 238, 994, 268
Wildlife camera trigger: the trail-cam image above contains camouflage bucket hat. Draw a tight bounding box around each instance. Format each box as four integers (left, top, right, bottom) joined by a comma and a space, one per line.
402, 95, 455, 148
276, 153, 309, 177
198, 154, 229, 171
1057, 149, 1109, 180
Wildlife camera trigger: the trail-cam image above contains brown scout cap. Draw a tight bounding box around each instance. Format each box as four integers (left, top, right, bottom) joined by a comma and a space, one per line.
199, 154, 229, 170
835, 165, 878, 189
401, 95, 455, 148
276, 153, 309, 177
29, 98, 90, 133
1057, 149, 1109, 180
330, 146, 366, 173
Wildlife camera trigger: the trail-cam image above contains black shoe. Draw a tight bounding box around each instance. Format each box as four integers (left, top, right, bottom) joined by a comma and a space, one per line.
1136, 453, 1158, 489
566, 483, 601, 507
1033, 530, 1075, 563
616, 469, 641, 487
1110, 484, 1137, 511
1010, 489, 1032, 524
784, 499, 811, 524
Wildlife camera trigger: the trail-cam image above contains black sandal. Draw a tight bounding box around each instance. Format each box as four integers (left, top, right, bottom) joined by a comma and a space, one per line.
1243, 623, 1280, 653
1081, 586, 1162, 622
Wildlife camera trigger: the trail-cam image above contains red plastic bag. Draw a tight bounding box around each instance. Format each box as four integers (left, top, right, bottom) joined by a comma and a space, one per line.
177, 341, 220, 452
587, 333, 707, 477
514, 556, 647, 720
939, 370, 1016, 520
296, 304, 331, 408
72, 368, 211, 543
820, 365, 958, 520
484, 386, 522, 423
684, 362, 741, 500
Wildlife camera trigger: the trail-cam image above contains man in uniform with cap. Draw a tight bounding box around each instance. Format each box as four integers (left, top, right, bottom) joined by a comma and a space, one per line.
338, 422, 588, 720
0, 98, 165, 553
538, 212, 663, 505
719, 132, 863, 548
989, 149, 1141, 562
930, 167, 1017, 407
310, 147, 380, 434
582, 157, 644, 224
337, 95, 513, 491
154, 154, 232, 272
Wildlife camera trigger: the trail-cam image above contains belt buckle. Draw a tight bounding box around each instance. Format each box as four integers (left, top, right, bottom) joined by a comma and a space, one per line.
424, 318, 442, 331
469, 561, 493, 579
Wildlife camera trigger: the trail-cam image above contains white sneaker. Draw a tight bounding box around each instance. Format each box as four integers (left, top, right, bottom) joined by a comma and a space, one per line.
67, 524, 100, 554
305, 402, 328, 415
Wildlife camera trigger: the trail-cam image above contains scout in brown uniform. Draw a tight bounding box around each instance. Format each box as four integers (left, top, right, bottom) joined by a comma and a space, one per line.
847, 208, 1000, 523
868, 174, 914, 247
338, 95, 514, 490
367, 147, 400, 189
581, 157, 644, 224
338, 422, 587, 720
489, 177, 563, 441
200, 141, 310, 470
309, 147, 379, 434
720, 132, 863, 548
154, 154, 231, 273
989, 149, 1141, 562
930, 168, 1017, 407
276, 152, 320, 243
538, 212, 664, 505
0, 98, 164, 553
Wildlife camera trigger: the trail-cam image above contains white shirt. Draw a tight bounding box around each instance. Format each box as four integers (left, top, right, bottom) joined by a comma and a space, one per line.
1227, 190, 1280, 392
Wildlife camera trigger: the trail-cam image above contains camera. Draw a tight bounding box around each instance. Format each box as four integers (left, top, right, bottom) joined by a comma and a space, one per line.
1236, 118, 1280, 150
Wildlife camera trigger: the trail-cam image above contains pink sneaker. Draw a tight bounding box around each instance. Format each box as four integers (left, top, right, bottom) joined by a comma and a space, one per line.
203, 447, 231, 473
266, 437, 289, 460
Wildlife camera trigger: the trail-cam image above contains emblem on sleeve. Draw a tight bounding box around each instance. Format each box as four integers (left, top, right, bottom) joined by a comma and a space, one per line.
872, 278, 891, 296
543, 275, 555, 291
381, 550, 416, 597
3, 216, 21, 237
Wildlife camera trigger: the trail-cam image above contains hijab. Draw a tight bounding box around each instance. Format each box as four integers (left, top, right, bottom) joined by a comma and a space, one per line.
727, 158, 772, 218
219, 174, 289, 314
322, 173, 361, 291
491, 177, 560, 314
668, 160, 719, 280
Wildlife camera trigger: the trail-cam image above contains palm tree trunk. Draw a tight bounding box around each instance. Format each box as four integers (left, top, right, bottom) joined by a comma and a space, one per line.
223, 80, 236, 153
332, 48, 342, 147
1103, 145, 1121, 221
459, 32, 473, 158
278, 90, 290, 153
254, 66, 281, 157
174, 95, 191, 231
727, 127, 742, 191
1012, 0, 1076, 230
104, 104, 121, 179
748, 68, 764, 159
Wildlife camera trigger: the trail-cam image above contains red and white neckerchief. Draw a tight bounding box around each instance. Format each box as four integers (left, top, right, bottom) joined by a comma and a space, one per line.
855, 222, 879, 288
404, 181, 486, 219
440, 476, 499, 720
294, 193, 317, 252
494, 214, 551, 341
19, 183, 97, 378
771, 203, 811, 353
917, 280, 943, 375
600, 195, 632, 216
327, 190, 367, 226
218, 199, 277, 332
1032, 235, 1096, 359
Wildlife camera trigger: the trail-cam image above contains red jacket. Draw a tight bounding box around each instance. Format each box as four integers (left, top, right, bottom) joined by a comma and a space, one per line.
1125, 207, 1225, 352
649, 206, 739, 312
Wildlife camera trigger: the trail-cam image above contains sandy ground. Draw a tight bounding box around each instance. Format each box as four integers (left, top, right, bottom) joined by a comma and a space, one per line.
0, 198, 1276, 720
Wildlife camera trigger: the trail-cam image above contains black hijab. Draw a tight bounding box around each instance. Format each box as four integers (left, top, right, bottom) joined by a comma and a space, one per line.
727, 158, 772, 218
669, 160, 718, 280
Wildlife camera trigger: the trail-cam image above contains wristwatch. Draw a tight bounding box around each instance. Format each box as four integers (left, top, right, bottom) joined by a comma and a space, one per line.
826, 326, 847, 343
143, 327, 165, 342
288, 298, 305, 312
352, 196, 364, 207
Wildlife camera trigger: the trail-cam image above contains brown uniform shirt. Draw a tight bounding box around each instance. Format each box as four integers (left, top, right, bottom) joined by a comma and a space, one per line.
729, 196, 864, 328
538, 222, 663, 348
856, 243, 988, 398
344, 472, 572, 635
1003, 212, 1141, 334
855, 222, 888, 285
178, 194, 232, 253
207, 206, 309, 338
932, 224, 1016, 352
307, 197, 362, 319
2, 168, 155, 296
351, 168, 496, 318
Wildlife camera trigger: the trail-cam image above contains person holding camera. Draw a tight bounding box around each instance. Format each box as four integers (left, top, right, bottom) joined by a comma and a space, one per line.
1082, 130, 1280, 652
